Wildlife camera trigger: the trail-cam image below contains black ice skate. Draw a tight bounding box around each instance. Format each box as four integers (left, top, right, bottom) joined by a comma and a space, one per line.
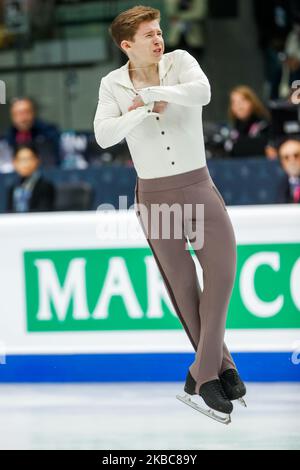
220, 368, 247, 407
176, 371, 233, 425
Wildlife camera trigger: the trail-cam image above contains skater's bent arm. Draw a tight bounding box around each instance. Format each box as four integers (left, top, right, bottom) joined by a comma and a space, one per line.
138, 50, 211, 107
94, 77, 157, 149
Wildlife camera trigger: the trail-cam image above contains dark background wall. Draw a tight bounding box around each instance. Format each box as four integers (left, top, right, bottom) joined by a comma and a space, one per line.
0, 0, 264, 133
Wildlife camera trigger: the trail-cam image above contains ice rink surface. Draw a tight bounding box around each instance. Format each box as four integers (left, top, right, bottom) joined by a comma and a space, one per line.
0, 382, 299, 450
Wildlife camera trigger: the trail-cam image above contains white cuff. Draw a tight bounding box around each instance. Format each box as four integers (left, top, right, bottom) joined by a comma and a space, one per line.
140, 88, 152, 105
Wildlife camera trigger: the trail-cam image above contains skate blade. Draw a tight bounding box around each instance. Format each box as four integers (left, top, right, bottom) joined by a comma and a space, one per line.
237, 397, 247, 408
176, 393, 231, 425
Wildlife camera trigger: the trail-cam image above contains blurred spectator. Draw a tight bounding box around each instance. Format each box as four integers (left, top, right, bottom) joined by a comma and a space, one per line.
253, 0, 292, 100
4, 97, 60, 167
7, 143, 55, 213
290, 0, 300, 25
0, 1, 14, 49
0, 139, 14, 173
277, 138, 300, 203
265, 142, 279, 160
28, 0, 56, 41
165, 0, 208, 63
224, 86, 271, 157
284, 22, 300, 87
60, 131, 89, 170
266, 98, 300, 160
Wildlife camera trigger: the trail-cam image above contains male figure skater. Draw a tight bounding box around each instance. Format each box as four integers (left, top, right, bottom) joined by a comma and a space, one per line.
94, 5, 246, 424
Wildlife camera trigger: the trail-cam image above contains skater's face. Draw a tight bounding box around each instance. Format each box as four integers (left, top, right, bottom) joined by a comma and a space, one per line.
10, 99, 35, 132
230, 92, 253, 121
121, 20, 164, 65
279, 140, 300, 177
13, 148, 40, 178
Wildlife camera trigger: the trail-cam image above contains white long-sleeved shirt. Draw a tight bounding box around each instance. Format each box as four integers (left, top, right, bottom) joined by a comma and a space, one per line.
93, 49, 211, 179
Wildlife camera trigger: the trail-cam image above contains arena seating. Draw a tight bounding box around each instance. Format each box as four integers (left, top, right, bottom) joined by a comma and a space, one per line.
0, 157, 285, 213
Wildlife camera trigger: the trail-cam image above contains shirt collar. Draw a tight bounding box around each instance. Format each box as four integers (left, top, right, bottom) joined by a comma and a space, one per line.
20, 169, 41, 190
113, 53, 173, 90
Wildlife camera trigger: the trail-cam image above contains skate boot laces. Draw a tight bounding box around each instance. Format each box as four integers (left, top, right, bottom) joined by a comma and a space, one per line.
209, 379, 228, 400
222, 369, 241, 386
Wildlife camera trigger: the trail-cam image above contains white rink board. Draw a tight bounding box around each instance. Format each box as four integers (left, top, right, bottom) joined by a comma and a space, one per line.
0, 205, 299, 356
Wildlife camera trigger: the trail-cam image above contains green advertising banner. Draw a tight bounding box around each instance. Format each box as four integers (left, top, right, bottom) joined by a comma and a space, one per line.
24, 243, 300, 332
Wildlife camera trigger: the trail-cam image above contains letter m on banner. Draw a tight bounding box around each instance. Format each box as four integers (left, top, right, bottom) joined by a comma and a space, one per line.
0, 80, 6, 104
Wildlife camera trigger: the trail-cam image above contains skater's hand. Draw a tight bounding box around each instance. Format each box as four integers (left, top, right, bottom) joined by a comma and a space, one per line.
152, 101, 168, 114
128, 95, 144, 111
128, 95, 168, 114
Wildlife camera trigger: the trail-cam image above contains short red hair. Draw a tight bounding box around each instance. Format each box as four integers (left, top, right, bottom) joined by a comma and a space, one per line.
109, 5, 161, 55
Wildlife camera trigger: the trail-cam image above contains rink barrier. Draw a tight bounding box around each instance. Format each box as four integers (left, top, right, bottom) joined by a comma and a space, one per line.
0, 207, 299, 382
0, 352, 299, 383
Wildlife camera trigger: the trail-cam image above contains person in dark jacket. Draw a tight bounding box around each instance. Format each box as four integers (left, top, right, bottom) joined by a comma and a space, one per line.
7, 143, 56, 213
253, 0, 293, 100
277, 138, 300, 203
225, 86, 271, 157
5, 97, 60, 167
